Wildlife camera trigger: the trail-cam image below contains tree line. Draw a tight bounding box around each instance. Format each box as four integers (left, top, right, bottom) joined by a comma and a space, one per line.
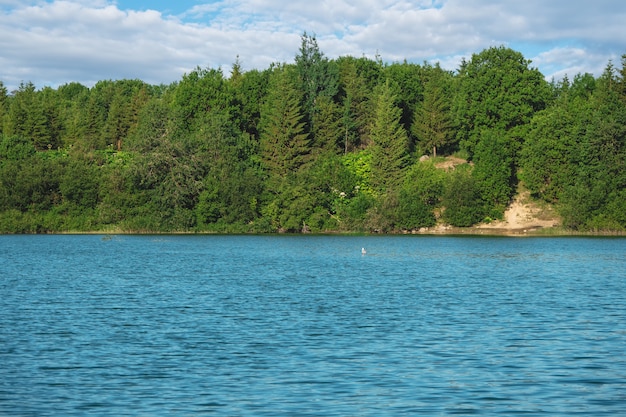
1, 34, 625, 233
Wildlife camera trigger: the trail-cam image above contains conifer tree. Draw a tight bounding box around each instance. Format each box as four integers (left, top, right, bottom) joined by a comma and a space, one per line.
413, 73, 453, 157
259, 65, 310, 182
312, 94, 342, 155
619, 54, 626, 102
0, 81, 7, 133
337, 56, 375, 152
369, 79, 410, 193
295, 32, 339, 134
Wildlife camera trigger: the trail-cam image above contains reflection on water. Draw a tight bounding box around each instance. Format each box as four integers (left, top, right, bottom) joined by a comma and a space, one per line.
1, 235, 625, 416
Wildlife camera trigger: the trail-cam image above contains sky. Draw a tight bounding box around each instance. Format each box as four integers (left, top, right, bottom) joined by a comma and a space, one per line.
1, 0, 625, 91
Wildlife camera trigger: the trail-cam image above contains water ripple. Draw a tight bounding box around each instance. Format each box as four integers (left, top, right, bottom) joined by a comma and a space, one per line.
1, 235, 625, 416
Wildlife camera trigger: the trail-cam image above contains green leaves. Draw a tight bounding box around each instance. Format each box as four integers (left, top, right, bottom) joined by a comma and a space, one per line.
1, 42, 625, 233
441, 167, 485, 227
455, 46, 550, 158
472, 129, 515, 216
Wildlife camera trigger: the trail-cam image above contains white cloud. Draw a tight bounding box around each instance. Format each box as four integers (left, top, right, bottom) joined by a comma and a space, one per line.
0, 0, 625, 90
532, 47, 616, 81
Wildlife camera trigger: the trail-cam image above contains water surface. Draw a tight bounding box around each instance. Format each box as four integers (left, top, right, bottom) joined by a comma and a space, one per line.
1, 235, 625, 416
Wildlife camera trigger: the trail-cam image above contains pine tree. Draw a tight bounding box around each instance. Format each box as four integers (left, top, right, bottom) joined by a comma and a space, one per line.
294, 32, 339, 134
259, 66, 310, 182
619, 54, 626, 102
413, 73, 453, 157
0, 81, 7, 134
337, 56, 377, 152
369, 79, 410, 193
311, 94, 342, 155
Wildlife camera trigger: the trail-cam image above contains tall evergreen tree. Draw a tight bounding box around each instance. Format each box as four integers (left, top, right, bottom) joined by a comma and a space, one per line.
337, 56, 376, 152
369, 79, 410, 193
56, 82, 89, 148
412, 70, 453, 157
619, 54, 626, 102
78, 80, 116, 150
260, 65, 310, 182
311, 94, 342, 155
384, 61, 424, 137
259, 65, 314, 231
294, 33, 339, 135
0, 81, 7, 135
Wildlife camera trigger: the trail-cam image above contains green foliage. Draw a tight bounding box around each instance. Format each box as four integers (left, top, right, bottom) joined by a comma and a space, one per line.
441, 166, 485, 227
1, 45, 625, 233
0, 81, 7, 125
336, 56, 377, 152
384, 61, 424, 135
312, 94, 342, 154
173, 67, 233, 131
295, 32, 339, 133
60, 158, 101, 209
397, 161, 446, 229
520, 96, 585, 202
4, 82, 58, 150
260, 65, 310, 181
369, 79, 410, 193
522, 60, 626, 231
230, 67, 269, 139
412, 67, 454, 157
342, 150, 373, 195
455, 46, 550, 158
304, 153, 359, 231
0, 134, 36, 160
0, 156, 64, 213
472, 129, 515, 217
257, 65, 313, 231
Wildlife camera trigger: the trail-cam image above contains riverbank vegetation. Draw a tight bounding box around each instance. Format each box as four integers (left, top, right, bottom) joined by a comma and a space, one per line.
1, 35, 625, 233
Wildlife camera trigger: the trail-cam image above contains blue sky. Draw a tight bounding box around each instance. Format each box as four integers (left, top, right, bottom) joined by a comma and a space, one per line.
1, 0, 625, 90
116, 0, 202, 16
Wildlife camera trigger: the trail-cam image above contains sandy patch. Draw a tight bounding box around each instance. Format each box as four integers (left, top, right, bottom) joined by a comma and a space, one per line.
477, 192, 559, 231
434, 156, 469, 170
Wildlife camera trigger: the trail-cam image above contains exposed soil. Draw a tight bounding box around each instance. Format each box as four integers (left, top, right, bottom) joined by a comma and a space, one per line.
416, 196, 560, 236
415, 156, 562, 236
434, 156, 469, 170
475, 191, 560, 233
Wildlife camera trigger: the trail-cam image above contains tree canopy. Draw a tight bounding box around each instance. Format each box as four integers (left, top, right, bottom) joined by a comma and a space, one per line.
1, 43, 625, 233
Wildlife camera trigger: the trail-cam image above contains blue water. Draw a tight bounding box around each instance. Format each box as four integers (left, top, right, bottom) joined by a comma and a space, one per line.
1, 235, 625, 416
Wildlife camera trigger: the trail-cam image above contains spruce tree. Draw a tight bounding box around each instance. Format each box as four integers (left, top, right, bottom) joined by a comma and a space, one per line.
369, 79, 410, 193
259, 65, 310, 183
413, 73, 453, 157
294, 32, 339, 134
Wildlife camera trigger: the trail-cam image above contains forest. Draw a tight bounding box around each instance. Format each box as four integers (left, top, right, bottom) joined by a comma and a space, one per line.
1, 34, 625, 233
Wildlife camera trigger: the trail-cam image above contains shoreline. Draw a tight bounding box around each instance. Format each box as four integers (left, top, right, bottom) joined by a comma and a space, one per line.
8, 225, 623, 237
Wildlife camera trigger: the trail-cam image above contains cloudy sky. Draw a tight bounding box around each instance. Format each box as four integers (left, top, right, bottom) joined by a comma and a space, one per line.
1, 0, 625, 91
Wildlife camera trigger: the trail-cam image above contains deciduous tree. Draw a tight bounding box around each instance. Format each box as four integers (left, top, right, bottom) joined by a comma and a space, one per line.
454, 46, 550, 158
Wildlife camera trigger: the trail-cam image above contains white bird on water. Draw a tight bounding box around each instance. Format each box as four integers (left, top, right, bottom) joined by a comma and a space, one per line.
361, 247, 367, 255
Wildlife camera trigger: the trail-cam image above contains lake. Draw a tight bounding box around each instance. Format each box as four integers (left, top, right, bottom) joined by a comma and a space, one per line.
1, 235, 625, 416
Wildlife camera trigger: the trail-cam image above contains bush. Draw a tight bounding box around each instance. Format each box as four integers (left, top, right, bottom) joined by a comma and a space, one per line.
441, 168, 485, 227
